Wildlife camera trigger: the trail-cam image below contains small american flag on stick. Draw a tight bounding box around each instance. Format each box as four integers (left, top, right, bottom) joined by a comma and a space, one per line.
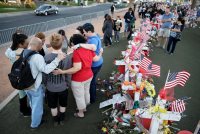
146, 63, 160, 77
170, 99, 186, 113
165, 71, 190, 89
139, 56, 152, 71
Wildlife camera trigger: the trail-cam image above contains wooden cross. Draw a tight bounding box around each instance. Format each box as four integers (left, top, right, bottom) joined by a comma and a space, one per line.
99, 93, 126, 109
115, 51, 140, 101
136, 96, 181, 134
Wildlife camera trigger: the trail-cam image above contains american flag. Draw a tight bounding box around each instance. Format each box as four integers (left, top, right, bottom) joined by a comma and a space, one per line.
146, 63, 160, 77
170, 99, 186, 113
140, 32, 149, 42
140, 32, 146, 38
139, 56, 152, 70
136, 42, 145, 53
134, 51, 145, 60
165, 71, 190, 89
133, 43, 145, 60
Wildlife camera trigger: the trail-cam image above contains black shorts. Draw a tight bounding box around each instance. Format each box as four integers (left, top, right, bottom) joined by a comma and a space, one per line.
46, 90, 68, 108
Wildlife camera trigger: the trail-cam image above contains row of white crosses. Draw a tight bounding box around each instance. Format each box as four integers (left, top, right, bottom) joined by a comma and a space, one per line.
136, 70, 182, 134
100, 41, 181, 134
115, 50, 141, 102
99, 34, 143, 109
114, 32, 182, 133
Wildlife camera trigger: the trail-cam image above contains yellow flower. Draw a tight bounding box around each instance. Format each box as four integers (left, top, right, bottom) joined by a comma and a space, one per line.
101, 127, 107, 132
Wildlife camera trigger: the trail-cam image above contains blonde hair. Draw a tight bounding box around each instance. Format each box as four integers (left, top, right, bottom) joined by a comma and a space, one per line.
50, 33, 62, 50
29, 37, 42, 47
35, 32, 45, 40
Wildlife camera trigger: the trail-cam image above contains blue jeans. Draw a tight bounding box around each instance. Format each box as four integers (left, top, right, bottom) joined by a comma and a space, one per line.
90, 65, 102, 103
167, 36, 178, 54
25, 85, 44, 128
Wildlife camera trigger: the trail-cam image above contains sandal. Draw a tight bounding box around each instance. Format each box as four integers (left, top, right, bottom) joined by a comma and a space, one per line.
74, 113, 84, 118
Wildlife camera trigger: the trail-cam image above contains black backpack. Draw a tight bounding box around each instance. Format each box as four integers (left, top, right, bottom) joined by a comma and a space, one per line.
8, 50, 38, 90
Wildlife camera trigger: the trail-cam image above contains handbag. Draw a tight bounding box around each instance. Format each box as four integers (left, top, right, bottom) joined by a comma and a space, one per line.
175, 33, 181, 41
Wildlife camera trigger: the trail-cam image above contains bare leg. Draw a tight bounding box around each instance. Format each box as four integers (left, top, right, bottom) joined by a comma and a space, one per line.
156, 36, 163, 47
162, 37, 169, 49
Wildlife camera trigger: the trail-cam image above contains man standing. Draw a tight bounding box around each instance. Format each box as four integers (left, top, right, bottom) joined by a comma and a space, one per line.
82, 23, 103, 103
111, 4, 115, 17
157, 6, 173, 50
24, 37, 65, 129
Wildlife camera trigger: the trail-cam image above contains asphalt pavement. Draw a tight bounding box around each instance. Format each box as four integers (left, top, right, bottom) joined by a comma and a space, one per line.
0, 3, 111, 30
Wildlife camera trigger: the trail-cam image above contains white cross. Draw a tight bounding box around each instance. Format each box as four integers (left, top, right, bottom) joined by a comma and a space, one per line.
99, 93, 126, 109
115, 51, 140, 101
136, 96, 181, 134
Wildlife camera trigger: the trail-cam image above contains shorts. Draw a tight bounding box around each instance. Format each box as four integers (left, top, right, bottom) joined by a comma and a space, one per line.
158, 28, 170, 38
47, 89, 68, 108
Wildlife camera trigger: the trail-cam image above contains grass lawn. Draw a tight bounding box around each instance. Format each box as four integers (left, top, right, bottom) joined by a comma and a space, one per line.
0, 7, 33, 13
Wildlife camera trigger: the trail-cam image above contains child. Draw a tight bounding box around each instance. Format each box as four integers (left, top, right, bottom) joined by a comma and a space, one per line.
113, 16, 122, 43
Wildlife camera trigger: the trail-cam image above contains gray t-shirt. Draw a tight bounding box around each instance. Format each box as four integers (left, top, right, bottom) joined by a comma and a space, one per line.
44, 53, 72, 92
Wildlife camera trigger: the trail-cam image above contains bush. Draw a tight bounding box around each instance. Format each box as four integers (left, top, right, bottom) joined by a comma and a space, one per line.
25, 2, 36, 9
67, 1, 78, 6
62, 1, 67, 5
0, 2, 21, 8
57, 1, 62, 5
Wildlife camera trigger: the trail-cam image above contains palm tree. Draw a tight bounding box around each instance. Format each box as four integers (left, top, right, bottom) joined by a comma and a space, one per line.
191, 0, 197, 9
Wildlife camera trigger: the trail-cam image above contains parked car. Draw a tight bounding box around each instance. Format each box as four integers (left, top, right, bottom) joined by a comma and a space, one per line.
34, 4, 59, 16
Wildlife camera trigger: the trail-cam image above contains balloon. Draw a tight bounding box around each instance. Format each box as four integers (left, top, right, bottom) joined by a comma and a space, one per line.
159, 89, 167, 100
139, 68, 146, 74
177, 130, 193, 134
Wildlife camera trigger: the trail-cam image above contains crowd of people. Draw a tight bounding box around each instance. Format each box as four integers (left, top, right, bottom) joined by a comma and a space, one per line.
4, 1, 200, 131
5, 23, 103, 129
136, 2, 200, 54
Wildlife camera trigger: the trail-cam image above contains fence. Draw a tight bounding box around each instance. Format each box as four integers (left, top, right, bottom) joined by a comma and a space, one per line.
0, 10, 109, 45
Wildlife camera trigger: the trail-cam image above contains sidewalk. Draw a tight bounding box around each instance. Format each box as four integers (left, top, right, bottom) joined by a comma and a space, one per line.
0, 8, 135, 106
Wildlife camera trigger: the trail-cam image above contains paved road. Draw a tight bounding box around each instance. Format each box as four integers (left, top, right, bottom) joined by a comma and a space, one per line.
0, 3, 111, 30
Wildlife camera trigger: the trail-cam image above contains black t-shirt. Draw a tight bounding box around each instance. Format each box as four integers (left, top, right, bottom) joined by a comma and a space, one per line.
38, 48, 45, 57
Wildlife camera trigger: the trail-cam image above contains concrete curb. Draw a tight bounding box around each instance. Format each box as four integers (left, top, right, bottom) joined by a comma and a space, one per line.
0, 90, 18, 111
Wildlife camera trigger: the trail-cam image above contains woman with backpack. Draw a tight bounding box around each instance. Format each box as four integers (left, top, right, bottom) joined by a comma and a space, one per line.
5, 32, 31, 117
